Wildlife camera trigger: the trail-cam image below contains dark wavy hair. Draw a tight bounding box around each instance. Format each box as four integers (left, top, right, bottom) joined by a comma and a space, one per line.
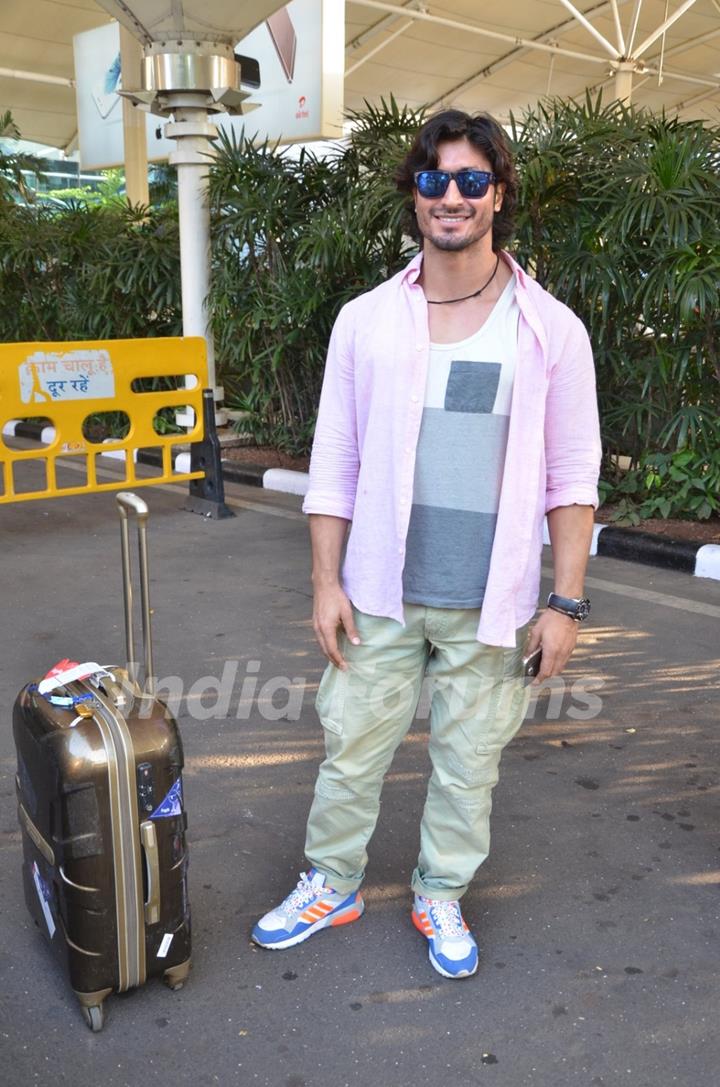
395, 109, 518, 251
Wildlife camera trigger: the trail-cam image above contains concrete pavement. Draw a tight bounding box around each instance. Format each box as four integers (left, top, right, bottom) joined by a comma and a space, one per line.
1, 464, 719, 1087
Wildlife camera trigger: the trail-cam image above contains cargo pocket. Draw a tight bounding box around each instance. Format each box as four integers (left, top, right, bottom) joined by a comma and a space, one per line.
315, 660, 348, 757
479, 623, 530, 753
469, 624, 530, 756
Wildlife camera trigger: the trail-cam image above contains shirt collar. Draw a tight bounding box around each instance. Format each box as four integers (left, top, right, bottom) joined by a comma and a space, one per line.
401, 248, 528, 290
401, 250, 424, 286
401, 247, 547, 355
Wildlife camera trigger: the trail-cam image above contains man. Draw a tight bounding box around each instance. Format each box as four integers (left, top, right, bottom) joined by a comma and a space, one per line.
252, 109, 601, 979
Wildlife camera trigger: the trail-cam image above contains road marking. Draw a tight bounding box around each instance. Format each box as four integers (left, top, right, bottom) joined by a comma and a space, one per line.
542, 566, 720, 619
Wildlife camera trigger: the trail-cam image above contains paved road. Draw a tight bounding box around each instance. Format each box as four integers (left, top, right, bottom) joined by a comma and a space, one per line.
1, 466, 719, 1087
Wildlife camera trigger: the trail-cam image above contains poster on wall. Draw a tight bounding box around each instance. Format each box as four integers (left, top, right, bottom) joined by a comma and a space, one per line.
73, 0, 345, 170
224, 0, 345, 146
73, 21, 174, 170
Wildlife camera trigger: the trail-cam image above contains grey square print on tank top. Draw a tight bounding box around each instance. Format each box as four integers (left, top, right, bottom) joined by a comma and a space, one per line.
402, 281, 518, 609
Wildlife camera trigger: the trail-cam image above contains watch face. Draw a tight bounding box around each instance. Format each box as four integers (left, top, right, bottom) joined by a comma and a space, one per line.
576, 598, 591, 621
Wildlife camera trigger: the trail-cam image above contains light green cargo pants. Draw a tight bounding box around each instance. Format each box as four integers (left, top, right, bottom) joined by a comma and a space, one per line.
304, 605, 530, 901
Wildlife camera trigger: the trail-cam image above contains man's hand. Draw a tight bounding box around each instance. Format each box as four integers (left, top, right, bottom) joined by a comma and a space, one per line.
312, 583, 361, 670
524, 608, 579, 686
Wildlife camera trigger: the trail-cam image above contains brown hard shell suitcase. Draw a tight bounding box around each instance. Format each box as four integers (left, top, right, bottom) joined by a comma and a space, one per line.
13, 493, 191, 1031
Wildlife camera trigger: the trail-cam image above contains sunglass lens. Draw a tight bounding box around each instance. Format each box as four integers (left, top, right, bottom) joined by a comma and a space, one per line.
416, 171, 449, 198
456, 171, 490, 198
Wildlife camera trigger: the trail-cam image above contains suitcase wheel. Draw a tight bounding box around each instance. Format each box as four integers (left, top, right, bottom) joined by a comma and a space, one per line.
163, 957, 191, 991
82, 1004, 104, 1032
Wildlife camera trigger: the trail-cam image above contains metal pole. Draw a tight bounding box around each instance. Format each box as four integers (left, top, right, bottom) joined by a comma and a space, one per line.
427, 0, 633, 109
557, 0, 622, 58
164, 101, 233, 519
351, 0, 611, 67
0, 67, 73, 86
609, 0, 627, 54
626, 0, 645, 55
346, 0, 421, 51
164, 101, 226, 427
346, 19, 414, 76
633, 0, 700, 58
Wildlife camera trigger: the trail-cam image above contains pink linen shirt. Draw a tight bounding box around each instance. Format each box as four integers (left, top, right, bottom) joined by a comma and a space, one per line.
302, 250, 602, 648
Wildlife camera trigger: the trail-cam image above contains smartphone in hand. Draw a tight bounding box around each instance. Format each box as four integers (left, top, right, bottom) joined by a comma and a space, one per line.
522, 646, 542, 680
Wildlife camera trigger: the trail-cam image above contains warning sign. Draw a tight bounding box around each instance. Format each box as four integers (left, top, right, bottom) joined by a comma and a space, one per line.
19, 350, 115, 405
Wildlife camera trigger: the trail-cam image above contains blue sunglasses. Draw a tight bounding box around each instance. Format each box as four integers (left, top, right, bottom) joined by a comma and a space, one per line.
414, 169, 497, 199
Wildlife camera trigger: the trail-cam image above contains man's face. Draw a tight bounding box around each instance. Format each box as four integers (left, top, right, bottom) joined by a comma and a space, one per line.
413, 137, 505, 255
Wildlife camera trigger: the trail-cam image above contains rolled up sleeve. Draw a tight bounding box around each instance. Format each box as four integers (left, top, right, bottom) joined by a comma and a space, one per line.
302, 305, 359, 520
544, 313, 602, 513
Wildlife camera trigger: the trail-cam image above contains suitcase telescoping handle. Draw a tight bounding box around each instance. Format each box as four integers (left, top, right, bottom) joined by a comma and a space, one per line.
116, 492, 156, 696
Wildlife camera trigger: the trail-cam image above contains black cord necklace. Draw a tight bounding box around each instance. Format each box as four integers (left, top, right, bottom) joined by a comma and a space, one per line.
425, 254, 500, 305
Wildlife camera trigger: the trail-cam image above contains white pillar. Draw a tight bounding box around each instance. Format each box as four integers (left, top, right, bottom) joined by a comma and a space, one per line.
164, 101, 225, 426
614, 61, 634, 105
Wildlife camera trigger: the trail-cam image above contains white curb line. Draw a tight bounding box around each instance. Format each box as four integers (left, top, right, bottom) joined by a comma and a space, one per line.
695, 544, 720, 581
263, 468, 310, 497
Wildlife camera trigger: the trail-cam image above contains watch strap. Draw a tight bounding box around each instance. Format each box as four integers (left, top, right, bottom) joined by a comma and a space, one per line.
546, 593, 591, 622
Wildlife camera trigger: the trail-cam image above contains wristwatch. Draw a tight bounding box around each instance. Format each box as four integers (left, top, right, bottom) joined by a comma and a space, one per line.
546, 593, 591, 622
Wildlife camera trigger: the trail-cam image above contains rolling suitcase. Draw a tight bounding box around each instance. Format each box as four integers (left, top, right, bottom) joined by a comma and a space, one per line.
13, 492, 191, 1031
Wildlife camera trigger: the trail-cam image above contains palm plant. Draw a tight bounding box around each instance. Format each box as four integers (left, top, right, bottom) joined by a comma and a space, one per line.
511, 95, 720, 519
0, 111, 42, 205
208, 97, 424, 452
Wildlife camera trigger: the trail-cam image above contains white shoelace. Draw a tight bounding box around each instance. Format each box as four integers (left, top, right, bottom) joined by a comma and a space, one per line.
429, 900, 465, 938
282, 871, 324, 914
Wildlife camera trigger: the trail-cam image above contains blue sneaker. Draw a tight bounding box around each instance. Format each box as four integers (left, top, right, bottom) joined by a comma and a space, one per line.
251, 869, 365, 949
412, 894, 479, 979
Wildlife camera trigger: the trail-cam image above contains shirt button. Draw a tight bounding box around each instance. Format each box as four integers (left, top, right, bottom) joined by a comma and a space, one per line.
397, 547, 403, 555
405, 447, 411, 454
411, 395, 419, 403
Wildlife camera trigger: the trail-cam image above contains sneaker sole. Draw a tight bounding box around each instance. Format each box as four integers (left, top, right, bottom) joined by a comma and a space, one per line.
412, 910, 478, 980
252, 897, 365, 950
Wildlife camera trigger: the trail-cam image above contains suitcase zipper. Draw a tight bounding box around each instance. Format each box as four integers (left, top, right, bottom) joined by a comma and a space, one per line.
86, 686, 147, 992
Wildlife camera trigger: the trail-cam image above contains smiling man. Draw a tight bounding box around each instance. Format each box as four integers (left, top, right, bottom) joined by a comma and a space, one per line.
252, 110, 602, 979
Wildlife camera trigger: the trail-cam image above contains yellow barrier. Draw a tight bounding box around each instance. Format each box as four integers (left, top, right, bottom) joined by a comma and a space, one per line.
0, 337, 208, 504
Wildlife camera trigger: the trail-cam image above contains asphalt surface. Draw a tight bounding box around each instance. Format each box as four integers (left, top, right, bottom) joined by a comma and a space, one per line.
1, 461, 719, 1087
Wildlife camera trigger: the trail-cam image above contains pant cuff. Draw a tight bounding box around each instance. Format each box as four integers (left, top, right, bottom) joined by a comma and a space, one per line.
307, 862, 363, 897
411, 868, 469, 902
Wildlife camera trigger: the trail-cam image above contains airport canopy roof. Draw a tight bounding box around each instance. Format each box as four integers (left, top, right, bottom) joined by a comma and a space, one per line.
2, 0, 719, 154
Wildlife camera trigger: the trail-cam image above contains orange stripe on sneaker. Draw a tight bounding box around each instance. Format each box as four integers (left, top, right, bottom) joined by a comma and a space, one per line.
412, 911, 434, 937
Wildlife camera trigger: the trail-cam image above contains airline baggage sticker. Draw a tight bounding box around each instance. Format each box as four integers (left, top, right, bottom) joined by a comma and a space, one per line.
157, 933, 174, 959
32, 861, 56, 939
150, 778, 183, 819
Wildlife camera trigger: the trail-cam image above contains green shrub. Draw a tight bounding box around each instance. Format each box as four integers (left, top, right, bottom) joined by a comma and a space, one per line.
601, 448, 720, 523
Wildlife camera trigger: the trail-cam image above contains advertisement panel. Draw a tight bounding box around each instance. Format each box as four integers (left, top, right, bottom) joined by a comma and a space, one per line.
73, 0, 345, 170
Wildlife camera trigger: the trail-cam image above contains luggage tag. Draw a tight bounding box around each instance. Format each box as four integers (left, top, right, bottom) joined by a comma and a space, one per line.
38, 659, 108, 695
34, 659, 113, 721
